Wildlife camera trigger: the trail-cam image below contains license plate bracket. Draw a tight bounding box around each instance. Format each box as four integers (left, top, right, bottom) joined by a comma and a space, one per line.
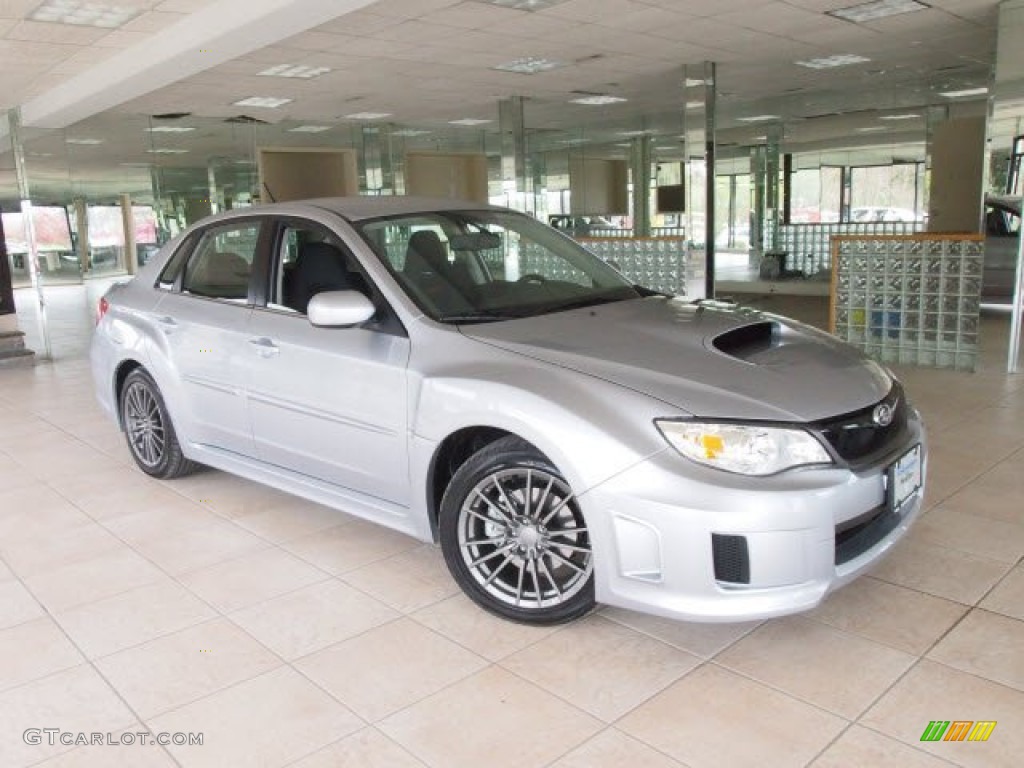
887, 444, 922, 515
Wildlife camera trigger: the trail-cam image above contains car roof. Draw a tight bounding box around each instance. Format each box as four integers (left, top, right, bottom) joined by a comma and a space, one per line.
219, 196, 507, 224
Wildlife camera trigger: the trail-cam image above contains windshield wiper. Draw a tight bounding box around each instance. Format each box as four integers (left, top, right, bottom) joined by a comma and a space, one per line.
436, 311, 513, 324
542, 292, 636, 315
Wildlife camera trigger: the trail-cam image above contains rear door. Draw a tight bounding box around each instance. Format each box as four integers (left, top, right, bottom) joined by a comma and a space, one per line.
152, 218, 265, 456
243, 217, 411, 505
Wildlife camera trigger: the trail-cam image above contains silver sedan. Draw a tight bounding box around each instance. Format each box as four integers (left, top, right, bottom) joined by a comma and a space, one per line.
91, 197, 926, 625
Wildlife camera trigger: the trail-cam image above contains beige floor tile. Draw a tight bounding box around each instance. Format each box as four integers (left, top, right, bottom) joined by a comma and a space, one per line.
913, 506, 1024, 564
0, 558, 13, 582
290, 727, 426, 768
810, 726, 957, 768
927, 609, 1024, 692
164, 470, 300, 520
718, 617, 915, 718
502, 614, 699, 722
24, 548, 166, 613
981, 562, 1024, 620
0, 579, 44, 629
0, 665, 136, 768
178, 546, 329, 613
49, 467, 198, 523
601, 606, 762, 658
380, 666, 601, 768
411, 594, 557, 662
105, 512, 267, 575
862, 660, 1023, 768
0, 617, 83, 691
233, 501, 347, 543
150, 666, 363, 768
947, 463, 1024, 525
295, 618, 487, 722
31, 727, 179, 767
229, 580, 397, 659
0, 523, 125, 578
96, 618, 281, 717
550, 728, 685, 768
618, 664, 847, 768
810, 577, 967, 655
56, 579, 217, 658
284, 520, 421, 575
0, 486, 93, 545
870, 538, 1012, 605
341, 544, 458, 614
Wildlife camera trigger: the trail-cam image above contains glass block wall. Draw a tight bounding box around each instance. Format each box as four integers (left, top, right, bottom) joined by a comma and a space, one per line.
831, 236, 984, 371
777, 221, 922, 277
581, 238, 705, 299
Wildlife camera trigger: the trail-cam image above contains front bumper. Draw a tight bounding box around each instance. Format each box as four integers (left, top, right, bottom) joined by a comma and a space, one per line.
583, 412, 926, 622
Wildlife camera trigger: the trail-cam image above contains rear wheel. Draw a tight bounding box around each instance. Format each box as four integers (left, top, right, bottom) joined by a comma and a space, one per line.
439, 436, 594, 625
120, 368, 196, 479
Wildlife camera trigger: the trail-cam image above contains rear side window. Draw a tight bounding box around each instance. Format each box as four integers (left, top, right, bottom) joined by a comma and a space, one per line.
181, 222, 261, 301
156, 236, 194, 290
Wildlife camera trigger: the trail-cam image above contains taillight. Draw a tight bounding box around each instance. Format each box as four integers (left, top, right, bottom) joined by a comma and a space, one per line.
96, 296, 109, 324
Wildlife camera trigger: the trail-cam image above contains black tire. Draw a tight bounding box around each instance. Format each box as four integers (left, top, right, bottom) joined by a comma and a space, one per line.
120, 368, 196, 479
439, 436, 595, 625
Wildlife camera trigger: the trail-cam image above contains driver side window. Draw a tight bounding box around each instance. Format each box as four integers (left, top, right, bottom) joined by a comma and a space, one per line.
271, 224, 370, 316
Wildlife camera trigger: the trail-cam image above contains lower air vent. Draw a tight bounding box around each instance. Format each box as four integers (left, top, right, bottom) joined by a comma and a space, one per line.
712, 534, 750, 585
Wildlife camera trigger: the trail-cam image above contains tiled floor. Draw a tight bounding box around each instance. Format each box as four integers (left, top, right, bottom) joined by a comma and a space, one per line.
0, 287, 1022, 767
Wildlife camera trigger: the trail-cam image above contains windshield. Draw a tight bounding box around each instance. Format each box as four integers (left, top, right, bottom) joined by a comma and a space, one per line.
356, 210, 641, 323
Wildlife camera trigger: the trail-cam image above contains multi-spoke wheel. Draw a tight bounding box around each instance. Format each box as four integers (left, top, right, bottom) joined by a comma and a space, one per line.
119, 368, 195, 479
440, 436, 594, 624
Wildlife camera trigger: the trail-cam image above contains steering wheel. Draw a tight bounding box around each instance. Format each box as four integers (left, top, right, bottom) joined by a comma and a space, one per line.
518, 273, 548, 284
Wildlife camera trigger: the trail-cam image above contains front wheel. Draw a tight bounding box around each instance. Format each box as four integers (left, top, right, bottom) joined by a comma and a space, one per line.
439, 436, 594, 625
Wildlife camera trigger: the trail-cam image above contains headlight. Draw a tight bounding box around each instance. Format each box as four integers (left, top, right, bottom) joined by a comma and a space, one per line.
655, 420, 833, 476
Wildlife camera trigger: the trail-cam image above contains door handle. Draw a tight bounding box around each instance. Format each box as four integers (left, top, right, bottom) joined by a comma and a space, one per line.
248, 337, 280, 357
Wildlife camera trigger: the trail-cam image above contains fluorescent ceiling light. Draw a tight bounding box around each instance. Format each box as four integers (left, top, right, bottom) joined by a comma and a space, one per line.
753, 135, 768, 141
879, 113, 921, 120
147, 148, 190, 154
736, 115, 780, 123
392, 129, 432, 136
795, 54, 871, 70
492, 57, 564, 74
65, 138, 102, 144
259, 64, 332, 79
569, 95, 627, 106
345, 112, 392, 120
449, 118, 492, 126
857, 126, 888, 132
684, 78, 707, 87
30, 0, 142, 28
119, 162, 151, 167
475, 0, 570, 10
147, 126, 195, 133
287, 125, 332, 133
686, 100, 704, 110
939, 87, 988, 98
617, 130, 652, 137
828, 0, 929, 24
233, 96, 292, 108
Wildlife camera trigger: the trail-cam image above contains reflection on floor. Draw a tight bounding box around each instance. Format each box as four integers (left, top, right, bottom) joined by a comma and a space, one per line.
0, 285, 1022, 767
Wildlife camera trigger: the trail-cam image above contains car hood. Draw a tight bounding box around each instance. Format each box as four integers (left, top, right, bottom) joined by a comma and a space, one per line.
460, 297, 893, 422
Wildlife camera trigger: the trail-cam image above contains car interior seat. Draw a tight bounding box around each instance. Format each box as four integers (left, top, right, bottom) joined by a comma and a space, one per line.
188, 251, 250, 299
288, 241, 368, 314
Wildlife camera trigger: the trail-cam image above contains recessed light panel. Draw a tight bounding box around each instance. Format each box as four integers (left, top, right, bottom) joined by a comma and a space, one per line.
30, 0, 142, 28
259, 64, 332, 79
736, 115, 780, 123
879, 113, 921, 121
392, 129, 433, 137
345, 112, 392, 120
492, 57, 564, 74
828, 0, 929, 24
65, 138, 103, 145
147, 126, 195, 133
287, 125, 332, 133
233, 97, 292, 108
795, 54, 871, 70
569, 95, 627, 105
939, 87, 988, 98
856, 126, 888, 132
449, 118, 492, 126
146, 148, 190, 154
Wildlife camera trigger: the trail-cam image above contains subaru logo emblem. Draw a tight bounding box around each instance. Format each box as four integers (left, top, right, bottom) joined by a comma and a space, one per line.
873, 403, 894, 427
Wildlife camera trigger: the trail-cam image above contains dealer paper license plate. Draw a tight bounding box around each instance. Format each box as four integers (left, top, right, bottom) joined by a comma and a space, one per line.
889, 444, 922, 514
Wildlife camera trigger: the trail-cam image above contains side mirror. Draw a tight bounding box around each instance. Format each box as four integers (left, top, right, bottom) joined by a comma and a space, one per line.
307, 290, 375, 327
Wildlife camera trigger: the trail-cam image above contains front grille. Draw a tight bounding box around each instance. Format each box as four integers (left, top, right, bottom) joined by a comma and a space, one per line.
816, 384, 908, 465
834, 505, 899, 565
712, 534, 750, 584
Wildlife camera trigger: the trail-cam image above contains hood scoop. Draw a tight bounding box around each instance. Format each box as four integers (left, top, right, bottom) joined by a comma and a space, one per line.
712, 321, 780, 361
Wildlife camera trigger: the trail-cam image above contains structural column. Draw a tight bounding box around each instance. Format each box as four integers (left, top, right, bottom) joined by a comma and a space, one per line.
120, 194, 138, 275
499, 96, 529, 212
631, 135, 652, 237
